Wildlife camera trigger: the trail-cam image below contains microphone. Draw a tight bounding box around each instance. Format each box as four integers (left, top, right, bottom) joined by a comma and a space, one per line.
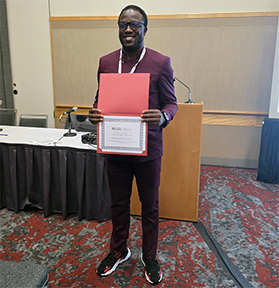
62, 107, 78, 116
61, 107, 78, 137
173, 77, 194, 104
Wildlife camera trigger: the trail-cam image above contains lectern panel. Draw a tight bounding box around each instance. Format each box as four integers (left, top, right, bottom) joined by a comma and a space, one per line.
130, 103, 203, 221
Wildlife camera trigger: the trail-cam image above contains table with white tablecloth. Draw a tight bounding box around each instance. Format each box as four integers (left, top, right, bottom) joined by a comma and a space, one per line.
0, 126, 111, 221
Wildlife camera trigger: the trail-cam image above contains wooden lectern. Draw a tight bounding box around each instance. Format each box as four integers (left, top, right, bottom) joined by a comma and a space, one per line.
130, 103, 203, 222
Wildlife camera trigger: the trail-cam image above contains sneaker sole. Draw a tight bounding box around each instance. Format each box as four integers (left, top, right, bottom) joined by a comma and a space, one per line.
99, 248, 131, 277
140, 253, 163, 284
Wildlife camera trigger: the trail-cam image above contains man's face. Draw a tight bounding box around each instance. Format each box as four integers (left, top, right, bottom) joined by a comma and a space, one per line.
118, 9, 147, 52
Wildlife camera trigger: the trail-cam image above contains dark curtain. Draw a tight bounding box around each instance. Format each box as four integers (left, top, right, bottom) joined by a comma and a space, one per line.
0, 143, 112, 222
257, 118, 279, 184
0, 0, 14, 109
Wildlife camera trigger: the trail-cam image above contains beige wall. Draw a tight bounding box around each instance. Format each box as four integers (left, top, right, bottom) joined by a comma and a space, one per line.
201, 125, 262, 168
49, 0, 279, 16
269, 17, 279, 118
7, 0, 54, 127
51, 17, 277, 111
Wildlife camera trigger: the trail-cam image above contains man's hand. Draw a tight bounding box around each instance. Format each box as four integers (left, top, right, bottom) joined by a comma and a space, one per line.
88, 108, 103, 125
141, 109, 162, 126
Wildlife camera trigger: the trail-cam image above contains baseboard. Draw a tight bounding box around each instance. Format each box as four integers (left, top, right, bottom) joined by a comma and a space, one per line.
201, 156, 258, 169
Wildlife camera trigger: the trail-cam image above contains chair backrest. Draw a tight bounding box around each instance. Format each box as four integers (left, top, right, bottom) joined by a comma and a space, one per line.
19, 114, 48, 128
65, 114, 97, 132
0, 108, 17, 126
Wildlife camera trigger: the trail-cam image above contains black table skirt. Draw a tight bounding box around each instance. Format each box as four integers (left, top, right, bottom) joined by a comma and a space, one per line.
0, 143, 111, 222
257, 118, 279, 184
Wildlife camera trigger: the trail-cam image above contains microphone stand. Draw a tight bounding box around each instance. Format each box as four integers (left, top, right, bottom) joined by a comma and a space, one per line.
63, 113, 77, 137
174, 77, 194, 104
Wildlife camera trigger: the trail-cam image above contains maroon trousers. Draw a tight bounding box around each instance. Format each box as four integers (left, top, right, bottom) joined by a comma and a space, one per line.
106, 157, 161, 260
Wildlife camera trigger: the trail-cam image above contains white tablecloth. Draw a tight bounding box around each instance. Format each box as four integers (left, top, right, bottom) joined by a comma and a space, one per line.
0, 126, 96, 150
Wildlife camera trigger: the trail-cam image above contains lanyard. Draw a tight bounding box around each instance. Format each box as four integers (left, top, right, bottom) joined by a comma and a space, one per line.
118, 46, 146, 74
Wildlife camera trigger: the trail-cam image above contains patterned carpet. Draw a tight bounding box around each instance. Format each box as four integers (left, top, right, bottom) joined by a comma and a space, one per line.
199, 165, 279, 288
0, 165, 278, 287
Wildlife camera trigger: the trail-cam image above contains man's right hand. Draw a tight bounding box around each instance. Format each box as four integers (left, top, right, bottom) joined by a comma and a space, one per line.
88, 108, 103, 125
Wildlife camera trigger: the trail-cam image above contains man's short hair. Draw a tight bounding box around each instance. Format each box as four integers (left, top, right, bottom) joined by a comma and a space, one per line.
118, 5, 148, 27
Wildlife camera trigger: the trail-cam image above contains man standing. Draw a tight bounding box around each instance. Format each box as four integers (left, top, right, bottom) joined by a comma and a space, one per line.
88, 5, 177, 285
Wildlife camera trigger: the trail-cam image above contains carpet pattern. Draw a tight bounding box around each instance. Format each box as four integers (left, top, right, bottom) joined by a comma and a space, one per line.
0, 165, 278, 287
199, 166, 279, 288
0, 210, 234, 287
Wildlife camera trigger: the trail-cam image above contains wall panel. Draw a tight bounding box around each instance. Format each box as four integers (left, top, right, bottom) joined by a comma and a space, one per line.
51, 15, 278, 116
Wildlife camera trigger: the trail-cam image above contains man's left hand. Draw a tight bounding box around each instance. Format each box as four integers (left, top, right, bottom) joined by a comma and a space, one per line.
141, 109, 162, 126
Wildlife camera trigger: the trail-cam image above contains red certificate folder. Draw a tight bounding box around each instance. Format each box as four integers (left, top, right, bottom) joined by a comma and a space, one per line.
97, 73, 150, 156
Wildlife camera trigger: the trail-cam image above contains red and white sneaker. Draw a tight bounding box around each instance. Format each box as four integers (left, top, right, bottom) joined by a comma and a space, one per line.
97, 248, 131, 276
141, 254, 163, 284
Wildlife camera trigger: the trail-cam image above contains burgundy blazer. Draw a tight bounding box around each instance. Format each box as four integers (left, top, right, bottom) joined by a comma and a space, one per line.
93, 47, 178, 162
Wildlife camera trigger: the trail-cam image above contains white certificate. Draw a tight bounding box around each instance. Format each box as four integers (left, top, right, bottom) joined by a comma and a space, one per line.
98, 115, 146, 154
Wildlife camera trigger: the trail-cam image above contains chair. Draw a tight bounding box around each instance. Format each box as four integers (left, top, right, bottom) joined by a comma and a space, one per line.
0, 260, 49, 288
65, 114, 97, 132
19, 114, 48, 128
0, 108, 17, 126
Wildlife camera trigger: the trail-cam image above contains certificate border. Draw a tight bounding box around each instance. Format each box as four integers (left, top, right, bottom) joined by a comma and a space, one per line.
100, 116, 145, 153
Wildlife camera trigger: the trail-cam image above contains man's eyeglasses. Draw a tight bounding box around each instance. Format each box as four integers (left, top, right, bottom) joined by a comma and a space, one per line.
118, 21, 145, 31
